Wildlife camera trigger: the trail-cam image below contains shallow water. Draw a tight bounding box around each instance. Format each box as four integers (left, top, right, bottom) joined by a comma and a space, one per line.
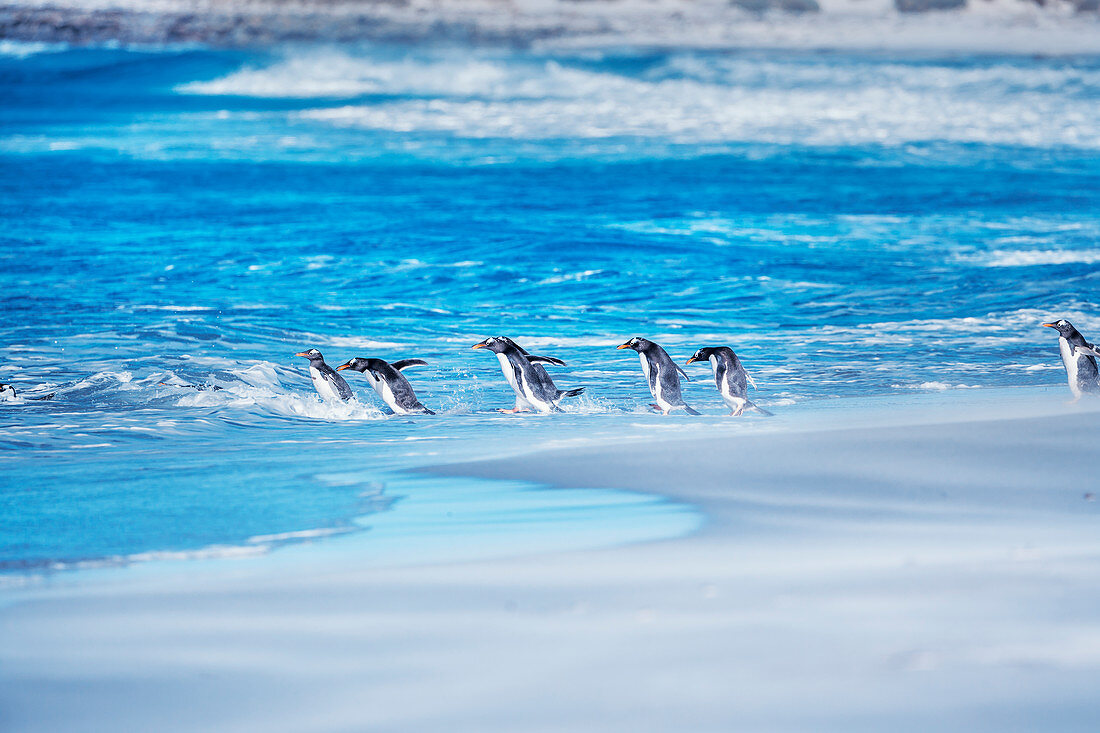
1, 42, 1098, 576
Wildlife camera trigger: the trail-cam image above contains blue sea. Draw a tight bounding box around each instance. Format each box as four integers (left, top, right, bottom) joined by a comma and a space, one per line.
1, 41, 1098, 578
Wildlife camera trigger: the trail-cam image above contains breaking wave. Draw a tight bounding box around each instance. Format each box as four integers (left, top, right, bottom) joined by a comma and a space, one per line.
179, 49, 1100, 150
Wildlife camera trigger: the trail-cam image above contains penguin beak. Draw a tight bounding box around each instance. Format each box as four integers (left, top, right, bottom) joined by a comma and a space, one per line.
294, 351, 310, 357
471, 343, 485, 350
616, 343, 631, 350
685, 356, 697, 364
336, 363, 351, 371
1042, 323, 1058, 329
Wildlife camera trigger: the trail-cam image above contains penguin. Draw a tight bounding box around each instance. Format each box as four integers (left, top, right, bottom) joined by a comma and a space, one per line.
160, 382, 223, 391
295, 348, 354, 402
471, 336, 584, 413
1043, 320, 1100, 399
336, 357, 434, 415
686, 346, 772, 417
0, 383, 54, 401
617, 337, 699, 415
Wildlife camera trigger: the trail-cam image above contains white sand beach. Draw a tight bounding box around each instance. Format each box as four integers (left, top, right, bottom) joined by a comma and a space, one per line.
3, 390, 1099, 732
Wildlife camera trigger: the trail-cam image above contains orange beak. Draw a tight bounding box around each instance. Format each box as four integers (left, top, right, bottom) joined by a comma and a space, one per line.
471, 343, 485, 350
294, 351, 310, 357
1042, 323, 1058, 329
685, 356, 697, 365
616, 343, 631, 350
336, 364, 351, 371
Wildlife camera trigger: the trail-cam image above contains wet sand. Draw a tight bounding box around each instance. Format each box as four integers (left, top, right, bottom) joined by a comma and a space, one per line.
3, 396, 1099, 731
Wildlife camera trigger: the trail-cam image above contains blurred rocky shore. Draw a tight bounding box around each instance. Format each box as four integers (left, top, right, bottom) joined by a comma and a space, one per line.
0, 0, 1096, 47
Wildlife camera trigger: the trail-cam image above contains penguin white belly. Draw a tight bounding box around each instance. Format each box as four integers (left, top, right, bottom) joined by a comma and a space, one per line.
496, 353, 534, 411
1060, 338, 1082, 397
720, 381, 746, 413
519, 370, 554, 413
374, 378, 405, 414
646, 358, 676, 413
712, 355, 745, 412
639, 353, 659, 403
310, 366, 342, 402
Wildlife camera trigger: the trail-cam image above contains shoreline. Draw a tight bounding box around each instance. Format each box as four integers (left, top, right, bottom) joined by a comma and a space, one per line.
2, 0, 1100, 51
3, 391, 1100, 730
0, 384, 1078, 590
423, 390, 1100, 540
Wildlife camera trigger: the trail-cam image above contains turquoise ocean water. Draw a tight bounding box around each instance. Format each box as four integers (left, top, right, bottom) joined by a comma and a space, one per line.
1, 42, 1098, 576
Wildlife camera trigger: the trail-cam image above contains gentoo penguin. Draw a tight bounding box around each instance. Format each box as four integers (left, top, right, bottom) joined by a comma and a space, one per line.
686, 347, 772, 417
337, 357, 434, 415
617, 337, 699, 415
295, 348, 354, 402
0, 384, 54, 401
1043, 320, 1100, 398
471, 336, 584, 413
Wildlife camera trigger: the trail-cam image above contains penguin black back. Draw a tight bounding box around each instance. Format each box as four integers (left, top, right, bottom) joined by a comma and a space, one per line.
617, 337, 698, 415
687, 346, 771, 417
337, 357, 434, 414
1043, 319, 1100, 397
296, 348, 354, 402
472, 336, 583, 413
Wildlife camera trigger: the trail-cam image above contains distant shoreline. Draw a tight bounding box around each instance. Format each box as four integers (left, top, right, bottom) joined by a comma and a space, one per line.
2, 0, 1099, 51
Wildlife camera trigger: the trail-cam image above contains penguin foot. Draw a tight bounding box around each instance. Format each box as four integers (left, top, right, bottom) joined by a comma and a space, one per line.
649, 403, 661, 412
498, 407, 528, 414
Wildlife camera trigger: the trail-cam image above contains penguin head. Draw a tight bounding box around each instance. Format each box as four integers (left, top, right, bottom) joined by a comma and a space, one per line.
687, 346, 736, 365
686, 347, 716, 365
496, 336, 528, 353
336, 357, 384, 374
295, 348, 325, 362
0, 383, 15, 400
616, 337, 652, 353
472, 337, 509, 354
1043, 319, 1079, 338
336, 357, 367, 372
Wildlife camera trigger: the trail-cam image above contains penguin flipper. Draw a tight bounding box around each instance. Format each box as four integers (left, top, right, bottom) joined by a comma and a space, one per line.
392, 359, 428, 371
527, 355, 566, 367
683, 405, 701, 416
1075, 344, 1100, 358
675, 364, 691, 381
745, 370, 758, 390
418, 405, 436, 415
